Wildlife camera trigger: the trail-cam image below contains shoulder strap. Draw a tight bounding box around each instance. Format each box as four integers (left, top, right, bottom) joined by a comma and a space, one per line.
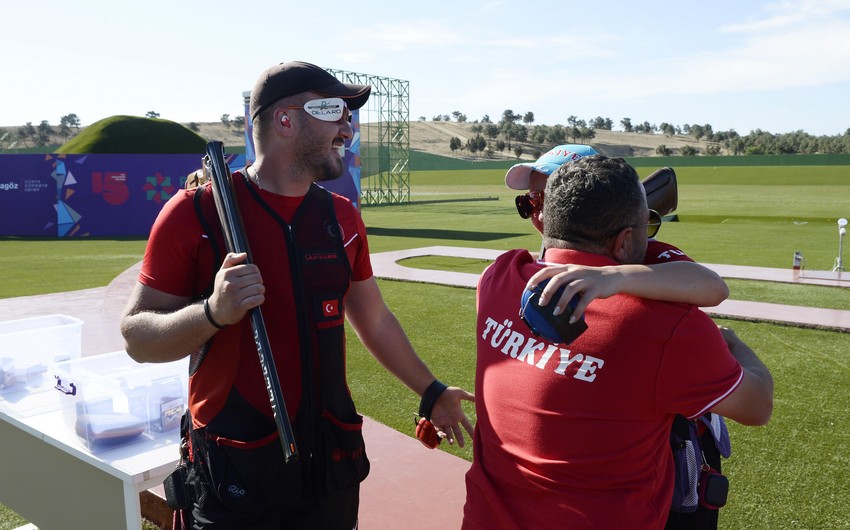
192, 185, 223, 300
188, 185, 226, 376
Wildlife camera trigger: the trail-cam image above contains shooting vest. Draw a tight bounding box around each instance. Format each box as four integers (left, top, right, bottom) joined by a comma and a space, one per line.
188, 174, 369, 502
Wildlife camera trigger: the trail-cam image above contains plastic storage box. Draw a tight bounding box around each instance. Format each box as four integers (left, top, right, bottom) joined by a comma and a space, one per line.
0, 314, 83, 415
52, 350, 189, 453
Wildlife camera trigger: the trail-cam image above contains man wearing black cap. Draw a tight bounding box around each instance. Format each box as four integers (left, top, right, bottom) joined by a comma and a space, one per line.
121, 61, 474, 529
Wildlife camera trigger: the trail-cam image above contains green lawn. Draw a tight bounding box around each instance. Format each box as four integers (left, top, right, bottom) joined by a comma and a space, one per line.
1, 163, 848, 529
0, 238, 147, 298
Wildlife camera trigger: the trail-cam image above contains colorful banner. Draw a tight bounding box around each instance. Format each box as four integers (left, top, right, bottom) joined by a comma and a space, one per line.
0, 144, 360, 237
0, 154, 242, 237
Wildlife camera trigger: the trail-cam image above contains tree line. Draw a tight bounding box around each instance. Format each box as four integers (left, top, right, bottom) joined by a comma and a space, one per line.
429, 109, 850, 157
6, 109, 850, 157
9, 114, 83, 148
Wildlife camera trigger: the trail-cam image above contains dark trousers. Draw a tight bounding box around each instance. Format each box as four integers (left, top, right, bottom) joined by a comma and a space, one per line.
191, 484, 360, 530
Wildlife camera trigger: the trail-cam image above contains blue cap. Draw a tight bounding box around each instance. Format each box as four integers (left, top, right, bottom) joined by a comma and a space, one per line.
505, 144, 598, 190
519, 279, 588, 345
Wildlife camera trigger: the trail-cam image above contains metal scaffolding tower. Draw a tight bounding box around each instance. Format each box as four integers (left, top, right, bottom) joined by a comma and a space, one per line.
326, 69, 410, 205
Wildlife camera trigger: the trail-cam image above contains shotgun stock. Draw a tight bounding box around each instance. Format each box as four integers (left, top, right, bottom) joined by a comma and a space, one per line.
641, 167, 678, 216
203, 141, 298, 463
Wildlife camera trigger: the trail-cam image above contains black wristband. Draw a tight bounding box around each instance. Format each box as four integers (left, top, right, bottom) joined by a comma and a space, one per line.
418, 379, 448, 420
203, 298, 225, 329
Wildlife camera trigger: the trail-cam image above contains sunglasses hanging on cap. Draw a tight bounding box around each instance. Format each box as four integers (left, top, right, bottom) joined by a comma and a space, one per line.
286, 97, 352, 123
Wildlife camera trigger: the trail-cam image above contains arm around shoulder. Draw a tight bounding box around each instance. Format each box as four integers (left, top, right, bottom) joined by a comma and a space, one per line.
634, 261, 729, 307
528, 260, 729, 320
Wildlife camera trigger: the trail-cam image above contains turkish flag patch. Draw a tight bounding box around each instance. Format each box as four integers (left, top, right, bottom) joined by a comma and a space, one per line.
322, 299, 340, 317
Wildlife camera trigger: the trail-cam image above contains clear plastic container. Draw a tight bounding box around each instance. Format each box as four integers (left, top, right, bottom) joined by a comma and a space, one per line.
0, 314, 83, 415
52, 351, 188, 453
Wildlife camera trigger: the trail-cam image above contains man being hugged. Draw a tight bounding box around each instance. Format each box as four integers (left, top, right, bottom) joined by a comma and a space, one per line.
462, 155, 773, 530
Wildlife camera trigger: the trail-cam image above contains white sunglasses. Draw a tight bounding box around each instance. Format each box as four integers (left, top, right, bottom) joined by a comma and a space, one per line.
286, 97, 352, 123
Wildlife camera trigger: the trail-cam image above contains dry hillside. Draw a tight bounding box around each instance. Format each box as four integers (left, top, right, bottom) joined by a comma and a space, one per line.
197, 120, 702, 159
1, 120, 703, 159
388, 121, 702, 159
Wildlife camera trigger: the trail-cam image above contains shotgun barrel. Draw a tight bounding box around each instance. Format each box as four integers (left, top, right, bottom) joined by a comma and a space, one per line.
203, 141, 298, 463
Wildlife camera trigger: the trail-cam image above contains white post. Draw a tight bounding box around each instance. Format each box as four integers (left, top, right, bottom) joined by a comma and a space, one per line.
832, 218, 847, 272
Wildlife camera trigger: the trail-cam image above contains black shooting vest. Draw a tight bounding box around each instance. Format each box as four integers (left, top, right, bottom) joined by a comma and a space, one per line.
189, 175, 369, 507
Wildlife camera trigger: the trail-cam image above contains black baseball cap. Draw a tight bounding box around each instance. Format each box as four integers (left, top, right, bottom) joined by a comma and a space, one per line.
249, 61, 371, 120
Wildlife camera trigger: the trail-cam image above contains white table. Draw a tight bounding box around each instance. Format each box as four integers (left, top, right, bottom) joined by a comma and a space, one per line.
0, 391, 180, 530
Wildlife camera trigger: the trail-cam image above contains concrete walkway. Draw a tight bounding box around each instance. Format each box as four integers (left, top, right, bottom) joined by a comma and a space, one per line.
370, 246, 850, 332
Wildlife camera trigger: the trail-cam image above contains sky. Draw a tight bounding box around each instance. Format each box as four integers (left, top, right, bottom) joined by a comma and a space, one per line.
3, 0, 850, 136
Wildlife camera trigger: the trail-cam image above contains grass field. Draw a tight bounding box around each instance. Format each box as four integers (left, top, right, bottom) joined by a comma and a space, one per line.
1, 163, 848, 529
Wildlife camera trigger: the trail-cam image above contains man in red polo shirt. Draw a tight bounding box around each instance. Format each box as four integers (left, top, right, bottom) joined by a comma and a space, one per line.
505, 145, 737, 529
463, 155, 773, 529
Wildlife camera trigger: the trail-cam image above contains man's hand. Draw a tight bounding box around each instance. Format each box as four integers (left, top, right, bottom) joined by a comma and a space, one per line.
426, 387, 475, 447
526, 264, 624, 322
207, 252, 266, 326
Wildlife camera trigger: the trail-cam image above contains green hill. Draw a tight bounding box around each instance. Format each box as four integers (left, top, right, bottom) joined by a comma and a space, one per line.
55, 115, 206, 154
